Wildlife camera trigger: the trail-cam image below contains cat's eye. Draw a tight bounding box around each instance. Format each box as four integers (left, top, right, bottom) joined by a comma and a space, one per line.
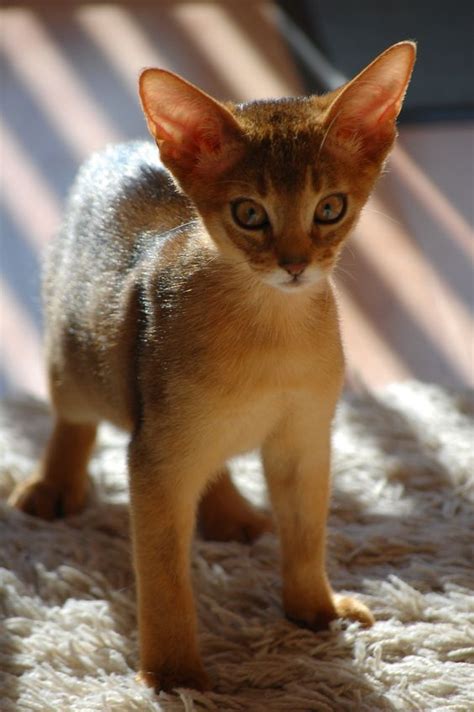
314, 193, 347, 224
231, 199, 269, 230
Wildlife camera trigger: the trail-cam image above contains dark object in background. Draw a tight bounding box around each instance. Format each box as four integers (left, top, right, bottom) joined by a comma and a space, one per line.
278, 0, 474, 122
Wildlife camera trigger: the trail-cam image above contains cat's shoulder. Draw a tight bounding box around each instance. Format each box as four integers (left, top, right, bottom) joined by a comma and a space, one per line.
74, 140, 176, 202
62, 141, 195, 248
82, 140, 164, 176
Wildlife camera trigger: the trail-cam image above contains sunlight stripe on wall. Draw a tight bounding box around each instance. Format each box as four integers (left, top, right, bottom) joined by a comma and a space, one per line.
76, 5, 171, 96
0, 118, 61, 252
0, 278, 46, 399
172, 3, 298, 101
2, 8, 121, 159
356, 191, 473, 384
336, 281, 412, 387
392, 145, 473, 257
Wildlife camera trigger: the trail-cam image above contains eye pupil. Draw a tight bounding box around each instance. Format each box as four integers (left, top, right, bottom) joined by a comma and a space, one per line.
314, 193, 346, 224
247, 208, 257, 223
232, 199, 269, 230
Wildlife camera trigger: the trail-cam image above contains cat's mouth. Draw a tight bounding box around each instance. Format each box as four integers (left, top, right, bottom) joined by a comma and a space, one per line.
284, 275, 307, 289
289, 274, 305, 286
278, 277, 310, 292
260, 267, 325, 293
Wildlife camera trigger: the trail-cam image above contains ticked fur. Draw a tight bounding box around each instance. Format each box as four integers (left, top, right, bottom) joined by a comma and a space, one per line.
10, 42, 416, 692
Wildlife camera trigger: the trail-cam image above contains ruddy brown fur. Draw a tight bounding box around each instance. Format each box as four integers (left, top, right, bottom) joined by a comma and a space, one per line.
10, 42, 416, 691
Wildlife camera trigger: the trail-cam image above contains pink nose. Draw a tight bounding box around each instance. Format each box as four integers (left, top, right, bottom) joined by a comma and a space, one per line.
281, 261, 308, 277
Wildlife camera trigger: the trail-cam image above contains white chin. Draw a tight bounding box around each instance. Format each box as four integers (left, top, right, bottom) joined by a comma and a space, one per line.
262, 270, 325, 293
273, 281, 308, 293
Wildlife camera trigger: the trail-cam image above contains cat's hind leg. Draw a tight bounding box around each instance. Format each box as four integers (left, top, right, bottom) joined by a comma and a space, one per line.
9, 418, 97, 520
198, 467, 273, 543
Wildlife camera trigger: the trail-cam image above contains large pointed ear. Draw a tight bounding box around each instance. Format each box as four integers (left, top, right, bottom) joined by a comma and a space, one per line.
139, 69, 244, 179
323, 41, 416, 159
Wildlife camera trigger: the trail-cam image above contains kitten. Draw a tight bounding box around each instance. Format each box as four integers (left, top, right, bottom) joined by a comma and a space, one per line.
9, 41, 416, 691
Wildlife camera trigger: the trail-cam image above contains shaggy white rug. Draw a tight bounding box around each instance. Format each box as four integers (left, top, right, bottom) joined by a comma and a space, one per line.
1, 381, 473, 712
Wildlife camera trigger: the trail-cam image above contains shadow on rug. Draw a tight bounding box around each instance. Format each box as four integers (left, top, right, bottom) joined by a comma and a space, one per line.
1, 381, 473, 711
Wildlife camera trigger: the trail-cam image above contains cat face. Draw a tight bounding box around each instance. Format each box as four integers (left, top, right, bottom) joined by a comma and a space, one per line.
194, 175, 352, 293
188, 97, 378, 293
139, 42, 416, 293
222, 185, 344, 293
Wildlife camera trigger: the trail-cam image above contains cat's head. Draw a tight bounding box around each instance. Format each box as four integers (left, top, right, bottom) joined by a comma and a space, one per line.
139, 42, 415, 293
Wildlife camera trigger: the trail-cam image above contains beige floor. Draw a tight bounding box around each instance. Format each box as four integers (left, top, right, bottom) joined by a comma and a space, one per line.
1, 2, 473, 398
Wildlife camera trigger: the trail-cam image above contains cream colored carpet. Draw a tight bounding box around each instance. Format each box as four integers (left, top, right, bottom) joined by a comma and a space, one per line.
1, 381, 473, 711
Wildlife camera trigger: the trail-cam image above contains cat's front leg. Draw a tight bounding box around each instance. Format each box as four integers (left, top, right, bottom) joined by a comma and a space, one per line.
128, 433, 211, 692
262, 401, 374, 631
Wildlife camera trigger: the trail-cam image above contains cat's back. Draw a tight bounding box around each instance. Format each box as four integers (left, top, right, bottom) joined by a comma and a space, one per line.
44, 140, 194, 354
57, 141, 192, 259
43, 141, 194, 426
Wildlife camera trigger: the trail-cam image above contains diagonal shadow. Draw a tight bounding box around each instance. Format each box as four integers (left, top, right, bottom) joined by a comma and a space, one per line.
330, 386, 474, 596
0, 399, 400, 710
7, 383, 473, 702
131, 7, 238, 101
377, 173, 474, 312
221, 0, 302, 91
1, 204, 43, 330
337, 241, 467, 386
1, 51, 79, 203
44, 10, 145, 140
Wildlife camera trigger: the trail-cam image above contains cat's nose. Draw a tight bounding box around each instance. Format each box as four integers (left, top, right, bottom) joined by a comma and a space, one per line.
280, 259, 308, 277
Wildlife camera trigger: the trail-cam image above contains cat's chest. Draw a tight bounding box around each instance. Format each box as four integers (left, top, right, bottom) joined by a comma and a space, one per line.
204, 354, 334, 460
208, 331, 336, 417
210, 310, 334, 394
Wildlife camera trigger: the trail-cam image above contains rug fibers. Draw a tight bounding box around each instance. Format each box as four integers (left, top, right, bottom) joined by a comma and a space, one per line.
0, 381, 473, 711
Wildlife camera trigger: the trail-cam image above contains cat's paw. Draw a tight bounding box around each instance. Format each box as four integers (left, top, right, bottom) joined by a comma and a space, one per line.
331, 593, 375, 628
286, 593, 374, 631
200, 505, 273, 544
8, 476, 86, 521
136, 664, 211, 693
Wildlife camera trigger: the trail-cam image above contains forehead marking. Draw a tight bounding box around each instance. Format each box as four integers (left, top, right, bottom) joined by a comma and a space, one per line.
267, 167, 317, 234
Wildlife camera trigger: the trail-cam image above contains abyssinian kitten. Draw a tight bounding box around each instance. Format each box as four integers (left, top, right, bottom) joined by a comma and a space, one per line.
10, 41, 416, 691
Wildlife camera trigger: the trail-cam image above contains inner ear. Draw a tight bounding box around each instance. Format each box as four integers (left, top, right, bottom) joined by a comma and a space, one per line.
323, 41, 416, 154
139, 68, 244, 177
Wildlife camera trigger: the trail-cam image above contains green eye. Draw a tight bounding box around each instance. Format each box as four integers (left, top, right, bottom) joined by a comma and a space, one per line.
231, 199, 269, 230
314, 193, 347, 224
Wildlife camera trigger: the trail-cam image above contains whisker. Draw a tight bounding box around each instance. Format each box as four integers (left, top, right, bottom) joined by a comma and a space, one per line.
316, 109, 342, 163
157, 219, 199, 238
363, 207, 403, 227
344, 241, 357, 261
208, 179, 257, 190
334, 264, 356, 284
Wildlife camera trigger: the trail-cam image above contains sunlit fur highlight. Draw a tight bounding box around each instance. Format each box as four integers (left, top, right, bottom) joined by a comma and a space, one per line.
9, 42, 416, 693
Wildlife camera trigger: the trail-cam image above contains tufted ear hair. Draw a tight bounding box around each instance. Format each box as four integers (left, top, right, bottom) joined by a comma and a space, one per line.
139, 68, 244, 179
323, 41, 416, 157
